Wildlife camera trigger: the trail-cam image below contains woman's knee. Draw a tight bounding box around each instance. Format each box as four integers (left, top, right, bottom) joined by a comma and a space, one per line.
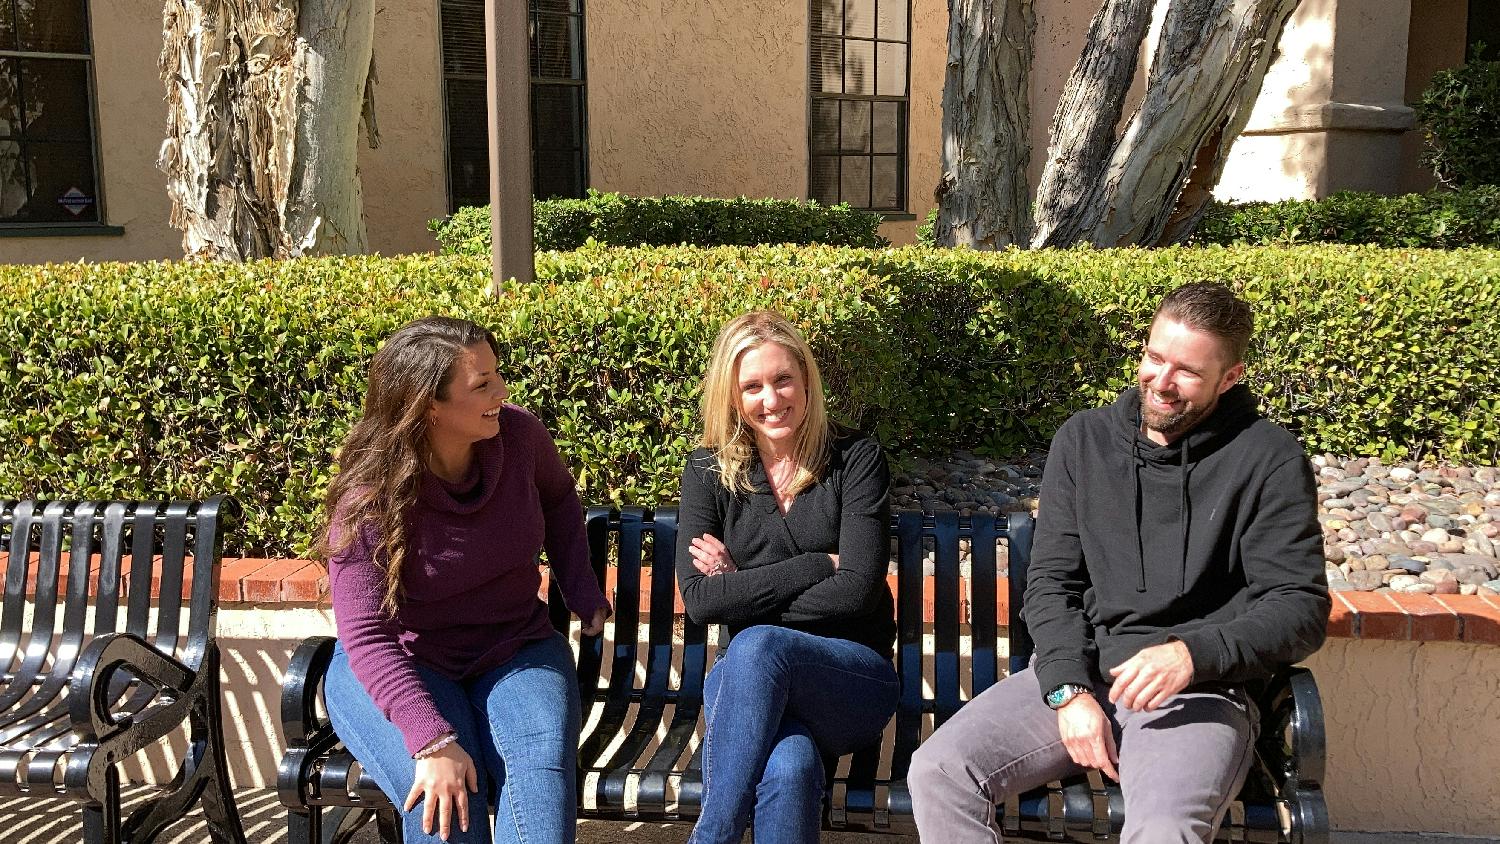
761, 730, 823, 787
724, 624, 802, 669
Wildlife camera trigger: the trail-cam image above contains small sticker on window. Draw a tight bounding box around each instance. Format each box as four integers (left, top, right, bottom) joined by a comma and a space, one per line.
59, 187, 95, 216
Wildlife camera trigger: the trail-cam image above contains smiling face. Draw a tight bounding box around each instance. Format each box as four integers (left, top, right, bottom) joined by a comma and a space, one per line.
1137, 317, 1244, 445
429, 342, 509, 448
734, 341, 807, 454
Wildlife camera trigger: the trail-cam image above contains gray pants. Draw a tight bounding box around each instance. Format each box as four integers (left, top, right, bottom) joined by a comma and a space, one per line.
907, 666, 1257, 843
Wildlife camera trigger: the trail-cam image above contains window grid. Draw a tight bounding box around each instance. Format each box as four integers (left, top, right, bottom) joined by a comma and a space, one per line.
439, 0, 588, 212
0, 0, 104, 227
808, 0, 909, 212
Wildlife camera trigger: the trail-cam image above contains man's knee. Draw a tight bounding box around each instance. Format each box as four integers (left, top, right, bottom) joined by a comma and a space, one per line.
908, 735, 969, 801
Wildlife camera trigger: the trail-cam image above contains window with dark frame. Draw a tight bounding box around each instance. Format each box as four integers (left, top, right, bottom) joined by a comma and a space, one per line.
440, 0, 588, 212
0, 0, 102, 226
809, 0, 909, 212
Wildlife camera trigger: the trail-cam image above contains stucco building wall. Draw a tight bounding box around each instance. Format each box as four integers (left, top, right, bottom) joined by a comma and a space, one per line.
586, 0, 808, 202
1303, 638, 1500, 837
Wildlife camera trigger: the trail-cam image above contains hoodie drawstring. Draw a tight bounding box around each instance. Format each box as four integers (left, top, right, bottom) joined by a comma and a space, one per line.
1132, 415, 1147, 592
1179, 443, 1191, 597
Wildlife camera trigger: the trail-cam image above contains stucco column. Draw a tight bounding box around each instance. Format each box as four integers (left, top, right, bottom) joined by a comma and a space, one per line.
1217, 0, 1418, 201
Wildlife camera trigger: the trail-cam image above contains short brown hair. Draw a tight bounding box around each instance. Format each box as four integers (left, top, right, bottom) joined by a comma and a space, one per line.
1154, 282, 1254, 364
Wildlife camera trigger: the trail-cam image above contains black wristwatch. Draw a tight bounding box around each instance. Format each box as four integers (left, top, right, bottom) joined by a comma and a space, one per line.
1045, 683, 1092, 710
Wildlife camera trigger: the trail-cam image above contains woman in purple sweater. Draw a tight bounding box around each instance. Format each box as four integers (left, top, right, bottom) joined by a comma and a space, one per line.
319, 316, 611, 844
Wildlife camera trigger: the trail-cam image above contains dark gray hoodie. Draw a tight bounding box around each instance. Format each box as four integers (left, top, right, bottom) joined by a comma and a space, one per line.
1023, 384, 1329, 698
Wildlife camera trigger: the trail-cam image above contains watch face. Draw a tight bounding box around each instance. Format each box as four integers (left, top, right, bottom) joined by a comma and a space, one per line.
1046, 686, 1068, 708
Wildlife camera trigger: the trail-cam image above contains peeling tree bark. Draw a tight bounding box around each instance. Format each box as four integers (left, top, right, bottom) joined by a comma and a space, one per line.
159, 0, 377, 260
1029, 0, 1154, 248
934, 0, 1034, 249
1042, 0, 1300, 248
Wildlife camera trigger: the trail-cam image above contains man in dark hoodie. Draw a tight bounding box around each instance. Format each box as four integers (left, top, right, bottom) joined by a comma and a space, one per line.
908, 282, 1329, 843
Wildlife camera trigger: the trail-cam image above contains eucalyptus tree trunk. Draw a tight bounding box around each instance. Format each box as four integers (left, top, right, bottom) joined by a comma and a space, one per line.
1029, 0, 1154, 247
934, 0, 1035, 249
1031, 0, 1299, 248
159, 0, 378, 260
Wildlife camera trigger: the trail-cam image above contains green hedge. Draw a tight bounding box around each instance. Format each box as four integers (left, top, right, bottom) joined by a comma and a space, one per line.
1192, 188, 1500, 248
429, 191, 888, 253
2, 245, 1497, 557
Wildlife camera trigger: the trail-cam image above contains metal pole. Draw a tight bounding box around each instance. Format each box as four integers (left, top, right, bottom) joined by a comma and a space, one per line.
484, 0, 535, 289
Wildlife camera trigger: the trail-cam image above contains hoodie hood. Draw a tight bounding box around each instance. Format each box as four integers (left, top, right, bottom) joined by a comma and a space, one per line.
1108, 384, 1260, 593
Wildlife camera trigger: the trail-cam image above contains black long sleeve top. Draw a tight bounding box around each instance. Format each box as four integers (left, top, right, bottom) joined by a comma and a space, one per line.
675, 433, 896, 659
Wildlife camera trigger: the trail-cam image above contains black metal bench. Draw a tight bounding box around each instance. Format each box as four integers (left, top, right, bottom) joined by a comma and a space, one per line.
0, 497, 245, 843
278, 506, 1328, 842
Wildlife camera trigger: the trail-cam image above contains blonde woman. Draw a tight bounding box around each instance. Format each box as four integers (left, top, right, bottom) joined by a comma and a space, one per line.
319, 316, 610, 843
677, 311, 899, 844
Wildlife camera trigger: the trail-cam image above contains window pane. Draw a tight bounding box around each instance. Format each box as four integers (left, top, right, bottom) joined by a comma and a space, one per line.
0, 59, 20, 136
840, 155, 870, 208
534, 149, 582, 199
872, 100, 899, 154
534, 0, 580, 14
0, 6, 14, 52
533, 12, 581, 80
876, 42, 906, 96
0, 141, 24, 218
533, 84, 581, 150
810, 155, 838, 205
844, 39, 874, 95
445, 78, 489, 210
844, 0, 874, 39
872, 155, 899, 209
839, 99, 870, 153
20, 59, 92, 141
441, 0, 487, 76
809, 0, 839, 37
877, 0, 908, 42
6, 140, 98, 223
17, 0, 89, 54
811, 35, 842, 93
811, 99, 838, 153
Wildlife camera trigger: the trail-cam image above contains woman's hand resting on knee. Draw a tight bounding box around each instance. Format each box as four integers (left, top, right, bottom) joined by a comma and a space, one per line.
406, 740, 478, 841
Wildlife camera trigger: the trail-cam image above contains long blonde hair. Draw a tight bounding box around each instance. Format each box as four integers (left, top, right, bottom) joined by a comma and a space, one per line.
316, 316, 500, 616
699, 311, 831, 495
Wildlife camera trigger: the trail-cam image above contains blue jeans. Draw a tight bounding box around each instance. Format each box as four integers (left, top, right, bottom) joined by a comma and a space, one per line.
324, 634, 581, 844
689, 625, 900, 844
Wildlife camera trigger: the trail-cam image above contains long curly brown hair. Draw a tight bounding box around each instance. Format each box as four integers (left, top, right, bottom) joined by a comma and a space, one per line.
316, 316, 500, 616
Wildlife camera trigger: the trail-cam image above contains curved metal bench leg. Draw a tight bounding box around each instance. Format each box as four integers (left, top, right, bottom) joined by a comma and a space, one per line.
287, 805, 321, 844
1289, 787, 1330, 844
81, 767, 122, 844
122, 648, 247, 843
375, 807, 405, 844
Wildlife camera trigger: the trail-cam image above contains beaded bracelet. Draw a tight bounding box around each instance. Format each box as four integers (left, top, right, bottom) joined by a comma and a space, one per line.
413, 732, 458, 760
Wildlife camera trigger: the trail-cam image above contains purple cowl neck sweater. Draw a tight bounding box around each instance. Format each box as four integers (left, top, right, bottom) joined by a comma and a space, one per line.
329, 404, 610, 754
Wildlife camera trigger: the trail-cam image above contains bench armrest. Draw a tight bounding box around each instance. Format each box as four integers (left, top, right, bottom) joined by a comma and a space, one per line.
281, 636, 337, 744
68, 632, 195, 741
1252, 665, 1326, 794
1285, 666, 1326, 787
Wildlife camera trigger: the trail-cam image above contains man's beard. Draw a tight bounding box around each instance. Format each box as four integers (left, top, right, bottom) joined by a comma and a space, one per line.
1140, 394, 1211, 438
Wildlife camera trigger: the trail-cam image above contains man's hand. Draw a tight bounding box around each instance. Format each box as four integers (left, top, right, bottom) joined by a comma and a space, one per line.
404, 741, 478, 841
1108, 640, 1194, 711
578, 606, 609, 636
1056, 693, 1118, 781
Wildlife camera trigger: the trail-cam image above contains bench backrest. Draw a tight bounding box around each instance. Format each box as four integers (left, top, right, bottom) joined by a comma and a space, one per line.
0, 497, 236, 688
554, 505, 1033, 821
